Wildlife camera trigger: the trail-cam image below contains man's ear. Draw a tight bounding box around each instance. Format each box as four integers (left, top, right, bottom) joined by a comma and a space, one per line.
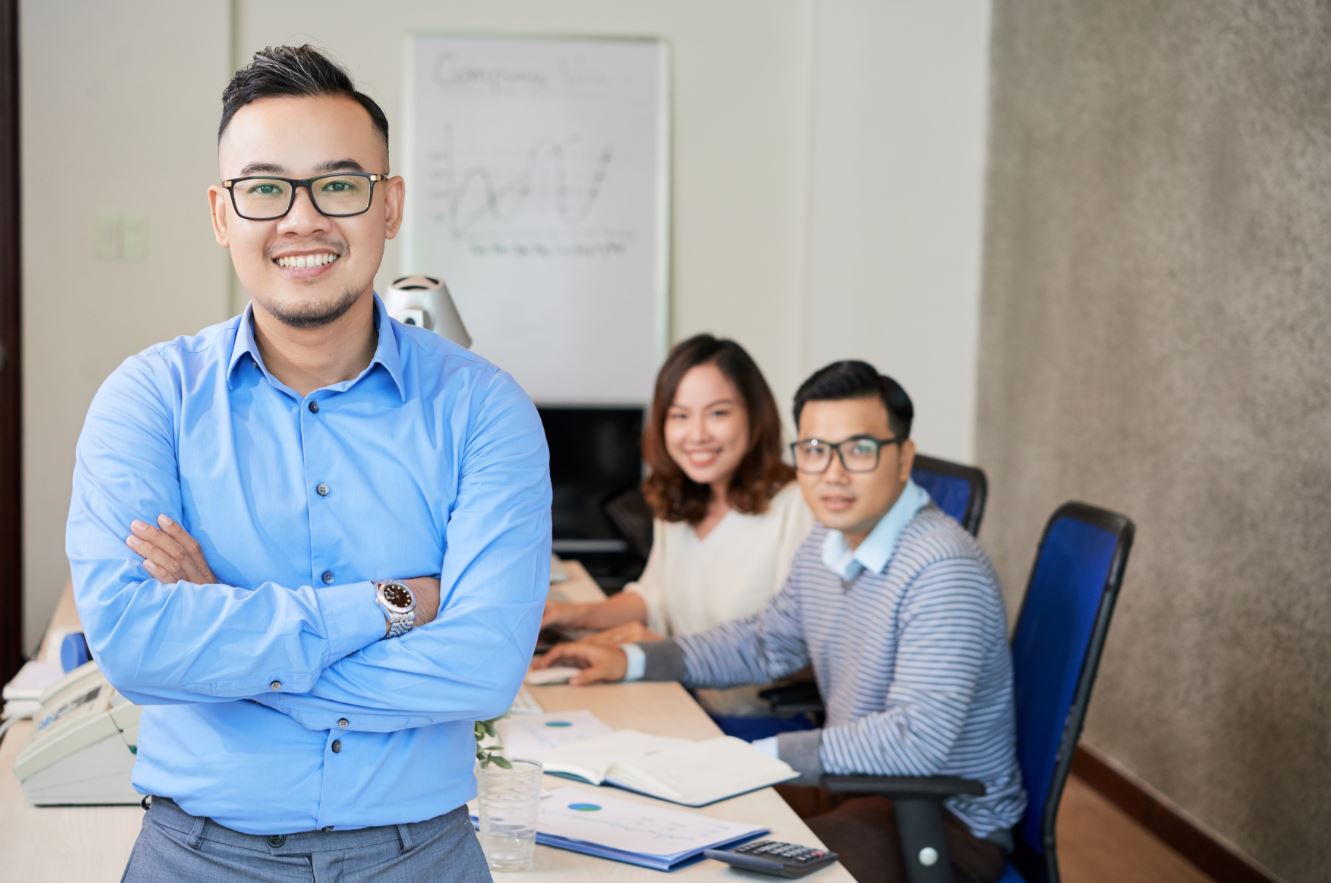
207, 185, 230, 247
899, 438, 916, 484
382, 175, 405, 240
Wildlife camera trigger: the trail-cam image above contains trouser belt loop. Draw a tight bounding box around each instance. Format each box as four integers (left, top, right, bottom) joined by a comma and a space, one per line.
396, 820, 416, 853
185, 811, 208, 851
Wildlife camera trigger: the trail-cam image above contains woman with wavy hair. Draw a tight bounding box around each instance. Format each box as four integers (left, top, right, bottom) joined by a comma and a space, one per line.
542, 334, 812, 717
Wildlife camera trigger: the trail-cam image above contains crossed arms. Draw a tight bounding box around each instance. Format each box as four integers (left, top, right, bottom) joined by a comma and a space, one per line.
66, 354, 551, 734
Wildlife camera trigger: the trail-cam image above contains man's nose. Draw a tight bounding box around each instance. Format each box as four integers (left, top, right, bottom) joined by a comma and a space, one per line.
276, 185, 327, 232
823, 454, 851, 484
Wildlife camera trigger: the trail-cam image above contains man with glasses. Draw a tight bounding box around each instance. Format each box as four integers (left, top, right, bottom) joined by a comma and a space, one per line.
66, 46, 550, 881
536, 360, 1024, 883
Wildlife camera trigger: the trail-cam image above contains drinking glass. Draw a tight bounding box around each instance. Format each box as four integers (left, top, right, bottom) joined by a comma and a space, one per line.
477, 759, 543, 871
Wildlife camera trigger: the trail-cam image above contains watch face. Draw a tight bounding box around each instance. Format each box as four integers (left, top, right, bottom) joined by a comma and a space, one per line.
382, 583, 412, 611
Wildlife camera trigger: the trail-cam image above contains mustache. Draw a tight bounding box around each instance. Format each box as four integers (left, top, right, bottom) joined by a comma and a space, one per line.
265, 238, 345, 259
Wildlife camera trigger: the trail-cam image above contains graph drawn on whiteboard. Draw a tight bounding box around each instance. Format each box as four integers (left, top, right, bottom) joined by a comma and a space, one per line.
404, 35, 669, 404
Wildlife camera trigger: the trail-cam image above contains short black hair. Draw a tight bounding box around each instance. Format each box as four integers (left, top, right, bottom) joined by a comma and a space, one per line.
219, 45, 389, 149
792, 360, 914, 439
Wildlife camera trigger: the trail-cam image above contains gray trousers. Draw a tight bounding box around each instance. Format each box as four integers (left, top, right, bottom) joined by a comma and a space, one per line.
121, 796, 492, 883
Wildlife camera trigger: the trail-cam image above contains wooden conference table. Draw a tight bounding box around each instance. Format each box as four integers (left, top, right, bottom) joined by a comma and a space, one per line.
0, 564, 852, 881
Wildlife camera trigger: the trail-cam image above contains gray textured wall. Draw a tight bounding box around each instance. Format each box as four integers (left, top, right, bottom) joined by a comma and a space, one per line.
979, 4, 1331, 881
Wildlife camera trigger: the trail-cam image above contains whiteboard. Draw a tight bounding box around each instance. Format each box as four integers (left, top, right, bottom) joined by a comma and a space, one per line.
403, 34, 670, 404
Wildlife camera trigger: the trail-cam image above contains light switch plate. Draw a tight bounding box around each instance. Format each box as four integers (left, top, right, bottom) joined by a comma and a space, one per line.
121, 216, 148, 262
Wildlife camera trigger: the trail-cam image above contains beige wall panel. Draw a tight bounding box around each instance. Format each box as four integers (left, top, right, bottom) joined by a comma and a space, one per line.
19, 0, 232, 651
980, 4, 1331, 881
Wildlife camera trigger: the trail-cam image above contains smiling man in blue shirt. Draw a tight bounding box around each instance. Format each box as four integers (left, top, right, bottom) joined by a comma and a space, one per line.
65, 45, 550, 881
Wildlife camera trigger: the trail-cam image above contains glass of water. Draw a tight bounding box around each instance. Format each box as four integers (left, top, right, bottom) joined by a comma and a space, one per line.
477, 759, 543, 871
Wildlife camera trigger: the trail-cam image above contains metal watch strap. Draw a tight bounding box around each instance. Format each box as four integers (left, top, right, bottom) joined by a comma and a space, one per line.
375, 581, 416, 639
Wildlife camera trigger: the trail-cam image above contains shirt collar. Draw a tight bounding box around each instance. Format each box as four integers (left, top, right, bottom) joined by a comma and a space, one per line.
225, 294, 407, 401
821, 478, 931, 581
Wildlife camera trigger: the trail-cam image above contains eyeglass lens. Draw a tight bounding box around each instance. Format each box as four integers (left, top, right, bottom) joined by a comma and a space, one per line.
232, 175, 373, 219
794, 439, 883, 473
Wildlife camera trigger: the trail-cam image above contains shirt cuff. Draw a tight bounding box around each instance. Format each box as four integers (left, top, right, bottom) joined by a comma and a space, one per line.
751, 736, 779, 757
776, 728, 825, 785
622, 643, 646, 681
315, 580, 388, 666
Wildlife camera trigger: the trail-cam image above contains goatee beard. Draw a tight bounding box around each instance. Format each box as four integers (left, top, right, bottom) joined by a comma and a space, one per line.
266, 287, 362, 329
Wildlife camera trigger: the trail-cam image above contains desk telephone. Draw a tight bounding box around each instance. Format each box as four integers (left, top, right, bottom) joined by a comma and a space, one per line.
12, 661, 141, 805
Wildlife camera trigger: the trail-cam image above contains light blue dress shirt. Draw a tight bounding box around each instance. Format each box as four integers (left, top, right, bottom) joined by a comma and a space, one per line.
66, 295, 551, 834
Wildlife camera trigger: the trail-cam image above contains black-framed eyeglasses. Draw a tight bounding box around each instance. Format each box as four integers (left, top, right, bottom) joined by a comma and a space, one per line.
789, 435, 904, 474
221, 172, 390, 220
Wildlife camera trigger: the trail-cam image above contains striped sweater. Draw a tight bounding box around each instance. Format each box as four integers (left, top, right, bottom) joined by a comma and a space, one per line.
640, 504, 1027, 839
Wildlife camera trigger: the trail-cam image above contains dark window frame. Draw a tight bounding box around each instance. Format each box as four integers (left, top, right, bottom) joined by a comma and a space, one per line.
1, 0, 23, 684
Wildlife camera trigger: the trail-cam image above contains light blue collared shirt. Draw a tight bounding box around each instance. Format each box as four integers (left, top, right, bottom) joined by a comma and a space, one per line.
821, 479, 931, 581
67, 295, 551, 834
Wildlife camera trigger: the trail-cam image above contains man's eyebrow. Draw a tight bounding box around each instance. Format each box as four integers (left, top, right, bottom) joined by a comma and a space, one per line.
235, 159, 368, 177
315, 158, 367, 173
238, 162, 287, 176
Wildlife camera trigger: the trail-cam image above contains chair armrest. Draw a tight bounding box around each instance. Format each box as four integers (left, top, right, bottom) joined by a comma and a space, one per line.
758, 682, 824, 713
822, 775, 987, 799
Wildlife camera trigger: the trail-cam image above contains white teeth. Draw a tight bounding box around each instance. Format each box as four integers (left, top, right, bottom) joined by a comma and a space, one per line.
275, 253, 338, 269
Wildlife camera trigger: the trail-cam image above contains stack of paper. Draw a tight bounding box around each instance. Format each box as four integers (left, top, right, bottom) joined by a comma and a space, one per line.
533, 786, 767, 871
2, 660, 62, 720
496, 710, 613, 761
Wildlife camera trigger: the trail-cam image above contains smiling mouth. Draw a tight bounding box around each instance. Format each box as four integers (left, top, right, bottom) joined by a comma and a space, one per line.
274, 252, 340, 270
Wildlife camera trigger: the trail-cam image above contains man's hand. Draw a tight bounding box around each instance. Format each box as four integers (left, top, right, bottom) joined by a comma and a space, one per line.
531, 641, 627, 686
400, 577, 441, 627
583, 621, 662, 647
126, 515, 217, 584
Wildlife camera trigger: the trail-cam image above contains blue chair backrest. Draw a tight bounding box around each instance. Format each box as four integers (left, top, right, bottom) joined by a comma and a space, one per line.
1007, 502, 1134, 883
911, 455, 988, 536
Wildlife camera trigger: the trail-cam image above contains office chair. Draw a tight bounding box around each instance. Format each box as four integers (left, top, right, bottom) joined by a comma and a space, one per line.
758, 455, 991, 721
821, 501, 1135, 883
911, 454, 988, 536
602, 485, 655, 562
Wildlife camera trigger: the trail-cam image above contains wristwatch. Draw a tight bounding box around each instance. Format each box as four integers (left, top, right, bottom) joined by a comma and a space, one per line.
374, 580, 416, 638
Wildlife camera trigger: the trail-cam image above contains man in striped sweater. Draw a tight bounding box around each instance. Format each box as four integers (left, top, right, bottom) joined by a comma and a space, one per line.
536, 361, 1025, 882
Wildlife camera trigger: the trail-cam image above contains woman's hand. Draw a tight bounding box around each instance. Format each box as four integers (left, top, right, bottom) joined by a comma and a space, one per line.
542, 599, 586, 629
126, 515, 217, 584
531, 641, 628, 686
583, 621, 663, 647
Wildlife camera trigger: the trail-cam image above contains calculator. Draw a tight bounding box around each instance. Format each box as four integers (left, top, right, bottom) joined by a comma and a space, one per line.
704, 839, 839, 878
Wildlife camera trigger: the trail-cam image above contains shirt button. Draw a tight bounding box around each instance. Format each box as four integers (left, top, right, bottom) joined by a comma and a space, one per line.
321, 571, 334, 584
308, 400, 320, 413
316, 483, 330, 497
331, 739, 342, 753
267, 835, 286, 847
269, 680, 281, 690
338, 718, 349, 729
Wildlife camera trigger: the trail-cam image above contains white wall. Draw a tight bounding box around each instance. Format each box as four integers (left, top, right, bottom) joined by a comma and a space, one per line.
803, 0, 991, 462
18, 0, 990, 650
231, 0, 816, 411
19, 0, 233, 650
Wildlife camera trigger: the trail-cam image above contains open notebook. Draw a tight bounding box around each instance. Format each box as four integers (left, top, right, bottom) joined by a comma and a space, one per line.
529, 729, 799, 807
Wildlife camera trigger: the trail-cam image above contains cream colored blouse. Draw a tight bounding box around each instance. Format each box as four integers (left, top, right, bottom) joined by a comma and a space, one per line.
625, 482, 813, 641
623, 482, 813, 715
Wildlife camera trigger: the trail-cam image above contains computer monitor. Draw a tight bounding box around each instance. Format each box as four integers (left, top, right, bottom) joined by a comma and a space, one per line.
537, 405, 646, 556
